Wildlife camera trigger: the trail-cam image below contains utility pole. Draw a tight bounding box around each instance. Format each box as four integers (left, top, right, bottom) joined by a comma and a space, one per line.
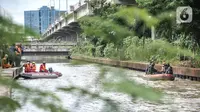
49, 0, 55, 24
66, 0, 68, 14
151, 26, 155, 40
59, 0, 60, 17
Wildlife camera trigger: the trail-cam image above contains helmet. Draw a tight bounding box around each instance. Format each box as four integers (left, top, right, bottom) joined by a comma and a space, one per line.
43, 61, 46, 64
32, 62, 35, 64
166, 63, 170, 67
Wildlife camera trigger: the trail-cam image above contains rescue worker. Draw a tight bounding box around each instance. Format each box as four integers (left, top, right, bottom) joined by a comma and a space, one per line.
24, 61, 31, 72
1, 54, 11, 69
40, 61, 48, 72
145, 62, 158, 75
15, 45, 22, 67
31, 62, 36, 72
161, 61, 168, 73
15, 45, 21, 55
19, 43, 24, 55
8, 44, 16, 67
165, 63, 173, 74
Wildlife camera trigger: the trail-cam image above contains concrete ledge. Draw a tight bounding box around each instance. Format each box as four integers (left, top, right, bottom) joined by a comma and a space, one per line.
1, 67, 23, 78
0, 66, 23, 97
72, 56, 200, 78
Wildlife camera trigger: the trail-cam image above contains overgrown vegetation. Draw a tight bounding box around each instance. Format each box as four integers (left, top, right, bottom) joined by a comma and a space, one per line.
0, 3, 163, 112
72, 0, 200, 67
0, 13, 39, 59
1, 0, 200, 111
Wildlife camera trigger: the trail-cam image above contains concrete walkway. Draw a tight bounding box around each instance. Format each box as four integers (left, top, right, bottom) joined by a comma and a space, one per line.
0, 67, 22, 97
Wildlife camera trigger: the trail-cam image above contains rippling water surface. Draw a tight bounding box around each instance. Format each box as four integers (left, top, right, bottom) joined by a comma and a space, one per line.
12, 57, 200, 112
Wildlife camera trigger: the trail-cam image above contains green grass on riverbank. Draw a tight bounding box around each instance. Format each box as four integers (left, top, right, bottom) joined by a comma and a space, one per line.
72, 37, 199, 68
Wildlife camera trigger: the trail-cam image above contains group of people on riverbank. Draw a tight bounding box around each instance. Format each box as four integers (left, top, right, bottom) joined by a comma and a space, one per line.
1, 44, 23, 69
23, 61, 48, 73
145, 61, 173, 75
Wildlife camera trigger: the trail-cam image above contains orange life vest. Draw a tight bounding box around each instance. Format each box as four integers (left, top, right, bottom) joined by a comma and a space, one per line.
31, 64, 36, 72
25, 64, 31, 72
17, 47, 21, 54
40, 64, 46, 72
1, 57, 11, 69
15, 47, 21, 55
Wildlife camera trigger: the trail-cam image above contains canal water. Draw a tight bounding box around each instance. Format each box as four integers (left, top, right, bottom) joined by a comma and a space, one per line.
12, 57, 200, 112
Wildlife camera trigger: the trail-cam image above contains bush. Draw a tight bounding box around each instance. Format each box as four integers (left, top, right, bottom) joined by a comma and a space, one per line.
123, 36, 194, 63
95, 45, 104, 57
103, 43, 118, 59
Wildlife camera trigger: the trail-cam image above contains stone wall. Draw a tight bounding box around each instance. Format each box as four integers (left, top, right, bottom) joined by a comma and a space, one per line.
72, 56, 200, 78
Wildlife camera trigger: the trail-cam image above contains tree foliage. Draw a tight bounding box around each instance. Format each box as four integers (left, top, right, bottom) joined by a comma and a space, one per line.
136, 0, 200, 53
73, 0, 200, 67
0, 16, 39, 46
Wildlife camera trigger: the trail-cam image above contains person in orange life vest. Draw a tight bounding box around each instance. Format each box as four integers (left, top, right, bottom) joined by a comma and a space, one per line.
40, 61, 48, 72
31, 62, 36, 72
23, 62, 27, 72
1, 54, 12, 69
15, 45, 21, 55
24, 61, 31, 72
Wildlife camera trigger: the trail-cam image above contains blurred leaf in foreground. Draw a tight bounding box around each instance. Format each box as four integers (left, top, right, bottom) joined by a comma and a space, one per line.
0, 77, 66, 112
101, 68, 162, 102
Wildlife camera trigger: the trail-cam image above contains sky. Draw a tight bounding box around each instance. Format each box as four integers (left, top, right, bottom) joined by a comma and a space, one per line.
0, 0, 79, 25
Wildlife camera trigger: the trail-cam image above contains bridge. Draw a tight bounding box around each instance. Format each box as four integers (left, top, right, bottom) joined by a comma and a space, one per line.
24, 0, 134, 56
41, 0, 130, 42
42, 0, 91, 42
22, 42, 74, 56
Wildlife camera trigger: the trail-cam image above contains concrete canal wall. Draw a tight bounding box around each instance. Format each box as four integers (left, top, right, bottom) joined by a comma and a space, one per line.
72, 56, 200, 81
0, 67, 23, 97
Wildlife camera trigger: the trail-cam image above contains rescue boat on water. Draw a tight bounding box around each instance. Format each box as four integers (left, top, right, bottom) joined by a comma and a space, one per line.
19, 71, 62, 79
143, 74, 175, 81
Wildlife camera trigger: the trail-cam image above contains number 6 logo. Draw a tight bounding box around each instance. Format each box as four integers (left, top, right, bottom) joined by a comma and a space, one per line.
176, 6, 192, 24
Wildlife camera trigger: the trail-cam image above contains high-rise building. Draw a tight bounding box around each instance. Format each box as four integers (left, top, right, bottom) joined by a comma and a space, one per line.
24, 6, 66, 34
24, 10, 40, 33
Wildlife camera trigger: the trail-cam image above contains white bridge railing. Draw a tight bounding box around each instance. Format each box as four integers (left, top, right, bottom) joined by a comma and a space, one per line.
24, 48, 69, 52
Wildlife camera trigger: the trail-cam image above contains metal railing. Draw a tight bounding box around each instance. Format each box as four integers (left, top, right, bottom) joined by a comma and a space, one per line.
24, 48, 69, 52
44, 0, 86, 35
23, 42, 76, 46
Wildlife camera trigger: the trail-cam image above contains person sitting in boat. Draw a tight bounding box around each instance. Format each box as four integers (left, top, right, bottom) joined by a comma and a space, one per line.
146, 62, 158, 75
1, 54, 12, 69
161, 61, 168, 73
24, 61, 31, 72
40, 61, 48, 72
165, 63, 173, 74
31, 62, 36, 72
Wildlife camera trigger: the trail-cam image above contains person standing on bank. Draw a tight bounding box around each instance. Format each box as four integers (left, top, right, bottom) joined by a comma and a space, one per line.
15, 45, 22, 67
9, 44, 16, 67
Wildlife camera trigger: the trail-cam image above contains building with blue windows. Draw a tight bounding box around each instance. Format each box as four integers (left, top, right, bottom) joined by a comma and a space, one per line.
24, 10, 40, 33
24, 6, 65, 34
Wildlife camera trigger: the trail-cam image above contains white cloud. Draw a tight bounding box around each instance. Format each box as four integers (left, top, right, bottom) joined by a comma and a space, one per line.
0, 0, 80, 25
